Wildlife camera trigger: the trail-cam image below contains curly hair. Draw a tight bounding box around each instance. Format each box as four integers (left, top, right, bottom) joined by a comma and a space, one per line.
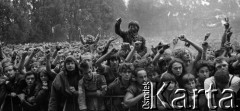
172, 48, 192, 61
118, 63, 134, 73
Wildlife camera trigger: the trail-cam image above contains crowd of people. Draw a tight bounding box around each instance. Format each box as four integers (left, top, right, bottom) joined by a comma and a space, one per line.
0, 17, 240, 111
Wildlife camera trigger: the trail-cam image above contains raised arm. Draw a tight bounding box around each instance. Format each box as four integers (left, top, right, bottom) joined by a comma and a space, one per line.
201, 42, 208, 60
24, 48, 40, 68
79, 28, 86, 45
52, 46, 61, 59
0, 45, 6, 61
18, 51, 28, 75
101, 37, 117, 55
125, 42, 136, 62
152, 45, 170, 65
46, 52, 57, 79
179, 35, 203, 62
95, 48, 118, 68
115, 18, 127, 38
93, 32, 100, 44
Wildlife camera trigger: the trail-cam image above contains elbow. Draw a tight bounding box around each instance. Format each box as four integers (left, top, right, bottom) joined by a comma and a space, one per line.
123, 101, 131, 108
123, 100, 133, 108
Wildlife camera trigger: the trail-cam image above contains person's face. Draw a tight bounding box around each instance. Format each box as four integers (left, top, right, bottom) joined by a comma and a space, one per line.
129, 25, 138, 33
66, 61, 76, 72
4, 66, 15, 80
31, 64, 39, 73
148, 72, 158, 82
197, 66, 210, 79
28, 49, 33, 54
135, 41, 142, 49
171, 62, 183, 77
110, 59, 119, 68
184, 80, 196, 92
86, 36, 93, 42
82, 55, 93, 68
162, 49, 172, 58
136, 70, 148, 85
183, 50, 192, 61
164, 81, 176, 91
40, 73, 49, 82
120, 69, 132, 81
215, 61, 228, 71
82, 68, 92, 79
25, 74, 35, 87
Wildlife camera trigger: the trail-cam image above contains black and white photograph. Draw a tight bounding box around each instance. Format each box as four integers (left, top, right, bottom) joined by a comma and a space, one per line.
1, 0, 240, 111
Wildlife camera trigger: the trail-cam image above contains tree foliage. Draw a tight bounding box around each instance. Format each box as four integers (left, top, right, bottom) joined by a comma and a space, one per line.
0, 0, 122, 44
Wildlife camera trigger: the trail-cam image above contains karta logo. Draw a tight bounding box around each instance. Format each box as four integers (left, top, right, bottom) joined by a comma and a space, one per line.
142, 82, 237, 110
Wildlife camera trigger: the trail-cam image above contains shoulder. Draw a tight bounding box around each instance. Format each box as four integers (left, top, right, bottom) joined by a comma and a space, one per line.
52, 72, 65, 87
126, 82, 138, 95
204, 76, 214, 83
229, 74, 240, 85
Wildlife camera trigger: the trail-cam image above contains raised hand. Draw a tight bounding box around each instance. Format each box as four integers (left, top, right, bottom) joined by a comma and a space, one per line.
224, 42, 232, 51
46, 52, 51, 60
33, 48, 40, 54
224, 17, 230, 29
178, 35, 187, 41
69, 86, 77, 93
116, 18, 122, 23
109, 48, 118, 55
22, 51, 28, 58
173, 38, 178, 46
202, 41, 209, 50
204, 32, 211, 41
185, 42, 190, 47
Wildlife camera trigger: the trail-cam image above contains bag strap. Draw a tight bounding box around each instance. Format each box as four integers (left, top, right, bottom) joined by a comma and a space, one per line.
229, 75, 235, 86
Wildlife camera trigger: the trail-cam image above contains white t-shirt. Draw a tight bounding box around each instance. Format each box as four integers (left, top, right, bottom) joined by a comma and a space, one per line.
204, 74, 240, 94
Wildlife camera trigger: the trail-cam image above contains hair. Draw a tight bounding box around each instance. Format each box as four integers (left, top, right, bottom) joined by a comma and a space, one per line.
181, 73, 196, 87
134, 67, 146, 77
135, 37, 146, 50
195, 60, 214, 77
160, 73, 177, 83
214, 49, 224, 58
118, 63, 134, 73
157, 57, 172, 74
38, 67, 53, 82
172, 48, 192, 62
2, 62, 17, 73
213, 57, 229, 69
158, 73, 177, 90
167, 58, 186, 76
128, 21, 140, 31
64, 56, 80, 76
106, 54, 121, 66
80, 60, 90, 71
31, 62, 40, 68
25, 71, 36, 79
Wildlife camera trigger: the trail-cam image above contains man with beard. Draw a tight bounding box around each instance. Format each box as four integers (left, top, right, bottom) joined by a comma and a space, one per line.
115, 18, 146, 46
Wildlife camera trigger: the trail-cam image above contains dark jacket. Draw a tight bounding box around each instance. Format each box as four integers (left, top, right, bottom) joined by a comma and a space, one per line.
115, 21, 146, 45
1, 74, 26, 111
48, 56, 82, 111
